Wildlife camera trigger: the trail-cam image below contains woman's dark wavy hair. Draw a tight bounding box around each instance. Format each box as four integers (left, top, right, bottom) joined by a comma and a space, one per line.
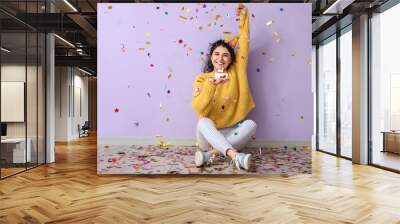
203, 40, 236, 73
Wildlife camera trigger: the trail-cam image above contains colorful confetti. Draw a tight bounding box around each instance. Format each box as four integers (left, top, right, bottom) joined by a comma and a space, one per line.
266, 20, 274, 27
150, 64, 154, 67
179, 16, 188, 20
99, 145, 311, 175
291, 51, 297, 56
114, 107, 120, 113
256, 68, 260, 72
145, 32, 150, 36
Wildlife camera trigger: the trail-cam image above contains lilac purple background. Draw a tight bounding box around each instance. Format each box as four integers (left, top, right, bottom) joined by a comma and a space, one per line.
98, 3, 312, 141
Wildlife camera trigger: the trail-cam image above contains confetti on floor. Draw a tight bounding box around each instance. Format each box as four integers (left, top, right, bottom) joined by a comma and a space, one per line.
98, 145, 311, 175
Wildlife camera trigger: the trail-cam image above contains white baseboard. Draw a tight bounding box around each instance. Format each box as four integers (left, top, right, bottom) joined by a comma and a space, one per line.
98, 137, 310, 148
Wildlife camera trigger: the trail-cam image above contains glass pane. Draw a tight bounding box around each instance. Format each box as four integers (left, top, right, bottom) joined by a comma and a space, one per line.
38, 32, 45, 165
318, 37, 337, 154
340, 29, 352, 158
1, 31, 27, 177
27, 31, 38, 169
371, 4, 400, 171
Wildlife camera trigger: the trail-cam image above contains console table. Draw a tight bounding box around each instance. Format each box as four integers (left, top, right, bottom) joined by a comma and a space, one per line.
381, 131, 400, 154
1, 138, 32, 163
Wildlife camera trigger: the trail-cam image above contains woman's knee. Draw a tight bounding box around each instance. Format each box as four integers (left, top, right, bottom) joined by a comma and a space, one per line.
197, 117, 214, 129
242, 119, 257, 131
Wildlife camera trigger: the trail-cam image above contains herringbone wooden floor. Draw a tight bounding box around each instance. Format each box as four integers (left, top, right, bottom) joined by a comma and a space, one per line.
1, 135, 400, 224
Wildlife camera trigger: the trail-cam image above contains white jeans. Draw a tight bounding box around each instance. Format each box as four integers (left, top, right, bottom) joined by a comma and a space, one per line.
196, 117, 257, 156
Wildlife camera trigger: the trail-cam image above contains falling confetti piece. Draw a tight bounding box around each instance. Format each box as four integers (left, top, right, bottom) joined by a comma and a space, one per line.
226, 13, 230, 18
147, 52, 150, 57
160, 103, 163, 110
221, 105, 225, 110
200, 51, 204, 55
150, 64, 154, 67
256, 68, 260, 72
138, 48, 145, 51
179, 16, 187, 20
186, 8, 190, 13
198, 26, 203, 30
251, 135, 256, 140
202, 4, 207, 8
300, 115, 304, 120
251, 13, 255, 18
145, 32, 150, 36
166, 117, 170, 122
114, 108, 120, 113
121, 45, 126, 53
234, 132, 238, 135
164, 11, 168, 15
215, 15, 221, 20
156, 6, 160, 10
261, 52, 266, 55
307, 60, 312, 65
167, 90, 171, 94
146, 41, 151, 45
208, 23, 211, 27
147, 93, 151, 97
266, 20, 274, 27
107, 5, 112, 10
134, 122, 139, 126
168, 73, 172, 79
291, 51, 297, 56
178, 39, 183, 44
280, 8, 284, 12
268, 57, 275, 63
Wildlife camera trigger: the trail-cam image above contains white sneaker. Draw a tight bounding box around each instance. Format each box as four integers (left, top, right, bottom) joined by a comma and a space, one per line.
233, 153, 251, 170
195, 151, 215, 167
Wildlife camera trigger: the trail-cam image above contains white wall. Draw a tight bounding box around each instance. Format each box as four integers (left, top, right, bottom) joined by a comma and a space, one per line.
55, 67, 89, 141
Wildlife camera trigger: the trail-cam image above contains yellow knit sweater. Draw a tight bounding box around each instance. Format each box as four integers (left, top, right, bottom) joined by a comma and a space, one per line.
192, 8, 255, 129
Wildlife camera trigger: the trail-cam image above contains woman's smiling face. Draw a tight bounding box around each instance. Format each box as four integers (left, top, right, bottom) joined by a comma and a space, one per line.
211, 46, 232, 72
